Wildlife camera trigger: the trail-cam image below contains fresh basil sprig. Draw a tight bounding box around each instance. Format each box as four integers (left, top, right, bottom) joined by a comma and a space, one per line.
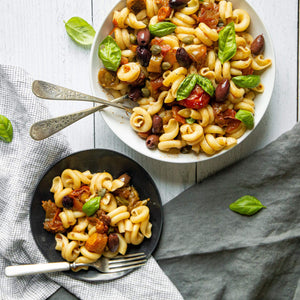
176, 74, 198, 101
232, 75, 261, 88
218, 22, 237, 64
176, 74, 215, 100
149, 22, 176, 37
229, 195, 266, 216
196, 75, 215, 97
235, 109, 254, 129
98, 36, 121, 71
0, 115, 13, 143
64, 17, 95, 46
82, 196, 101, 216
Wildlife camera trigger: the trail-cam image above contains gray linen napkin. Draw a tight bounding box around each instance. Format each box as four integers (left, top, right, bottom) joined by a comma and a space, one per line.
154, 122, 300, 300
0, 65, 183, 300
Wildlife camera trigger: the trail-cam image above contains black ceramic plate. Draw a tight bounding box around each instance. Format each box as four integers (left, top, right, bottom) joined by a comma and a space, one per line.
30, 149, 163, 282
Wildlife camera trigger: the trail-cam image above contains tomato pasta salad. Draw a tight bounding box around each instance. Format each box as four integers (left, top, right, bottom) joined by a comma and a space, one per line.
97, 0, 272, 156
42, 169, 151, 271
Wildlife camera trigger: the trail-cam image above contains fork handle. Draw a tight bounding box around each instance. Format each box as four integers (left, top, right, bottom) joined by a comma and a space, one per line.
5, 262, 71, 277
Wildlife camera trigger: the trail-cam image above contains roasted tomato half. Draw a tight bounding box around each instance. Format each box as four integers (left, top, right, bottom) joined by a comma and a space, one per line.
179, 85, 210, 109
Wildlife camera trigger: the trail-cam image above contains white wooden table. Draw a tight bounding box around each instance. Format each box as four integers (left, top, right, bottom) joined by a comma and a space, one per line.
0, 0, 298, 204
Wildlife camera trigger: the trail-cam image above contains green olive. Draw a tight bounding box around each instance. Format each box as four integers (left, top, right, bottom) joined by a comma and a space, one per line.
161, 62, 171, 71
129, 33, 137, 44
141, 87, 151, 97
182, 35, 194, 45
150, 44, 162, 55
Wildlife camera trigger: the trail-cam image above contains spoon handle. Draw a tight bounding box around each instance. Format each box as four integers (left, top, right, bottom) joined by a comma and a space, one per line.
30, 96, 127, 140
32, 80, 131, 113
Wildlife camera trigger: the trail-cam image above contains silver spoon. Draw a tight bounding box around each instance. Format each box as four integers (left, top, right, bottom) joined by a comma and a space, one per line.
30, 81, 132, 140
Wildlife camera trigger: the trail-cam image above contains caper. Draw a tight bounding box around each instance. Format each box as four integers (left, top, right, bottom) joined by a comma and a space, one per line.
129, 33, 137, 44
161, 62, 171, 71
150, 44, 162, 55
182, 35, 194, 45
141, 87, 151, 97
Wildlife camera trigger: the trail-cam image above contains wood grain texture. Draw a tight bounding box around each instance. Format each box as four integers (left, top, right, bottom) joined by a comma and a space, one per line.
0, 0, 94, 151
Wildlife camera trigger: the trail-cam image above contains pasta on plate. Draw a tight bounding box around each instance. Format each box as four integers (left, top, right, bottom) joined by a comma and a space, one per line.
42, 169, 151, 271
97, 0, 272, 157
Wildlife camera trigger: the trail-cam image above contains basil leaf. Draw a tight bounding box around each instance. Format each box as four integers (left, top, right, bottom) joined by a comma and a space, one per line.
176, 74, 198, 101
0, 115, 13, 143
196, 75, 215, 97
229, 195, 266, 216
82, 196, 101, 216
149, 22, 176, 37
64, 17, 95, 46
98, 36, 121, 71
232, 75, 261, 88
235, 109, 254, 129
218, 22, 237, 64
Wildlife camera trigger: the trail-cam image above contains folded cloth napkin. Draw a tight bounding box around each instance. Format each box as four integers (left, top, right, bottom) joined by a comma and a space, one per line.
0, 65, 183, 300
154, 122, 300, 299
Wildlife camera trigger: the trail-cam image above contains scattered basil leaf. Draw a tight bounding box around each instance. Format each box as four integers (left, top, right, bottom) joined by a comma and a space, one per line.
196, 75, 215, 97
218, 22, 237, 64
82, 196, 101, 216
98, 36, 121, 71
176, 74, 198, 101
235, 109, 254, 129
149, 22, 177, 37
64, 17, 95, 46
229, 195, 266, 216
186, 117, 195, 124
0, 115, 13, 143
232, 75, 261, 88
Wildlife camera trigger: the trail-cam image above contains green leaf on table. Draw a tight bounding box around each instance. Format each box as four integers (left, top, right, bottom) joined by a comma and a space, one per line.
0, 115, 13, 143
98, 36, 121, 71
64, 16, 95, 46
218, 22, 237, 64
229, 195, 266, 216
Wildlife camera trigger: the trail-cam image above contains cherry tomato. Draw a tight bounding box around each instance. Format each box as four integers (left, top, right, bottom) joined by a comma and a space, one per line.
179, 85, 210, 109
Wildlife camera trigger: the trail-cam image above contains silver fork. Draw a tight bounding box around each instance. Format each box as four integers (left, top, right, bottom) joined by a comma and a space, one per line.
5, 253, 147, 277
30, 80, 133, 140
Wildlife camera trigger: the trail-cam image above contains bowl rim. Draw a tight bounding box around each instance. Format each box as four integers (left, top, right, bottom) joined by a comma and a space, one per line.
89, 0, 276, 164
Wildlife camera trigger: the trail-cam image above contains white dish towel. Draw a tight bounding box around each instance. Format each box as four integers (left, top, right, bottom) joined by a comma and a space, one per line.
0, 65, 183, 300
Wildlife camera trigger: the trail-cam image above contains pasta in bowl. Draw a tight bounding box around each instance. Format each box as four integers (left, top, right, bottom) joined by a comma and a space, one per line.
90, 0, 275, 163
30, 149, 163, 281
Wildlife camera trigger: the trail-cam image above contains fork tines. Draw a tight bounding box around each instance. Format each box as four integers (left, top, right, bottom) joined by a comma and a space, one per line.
108, 252, 147, 273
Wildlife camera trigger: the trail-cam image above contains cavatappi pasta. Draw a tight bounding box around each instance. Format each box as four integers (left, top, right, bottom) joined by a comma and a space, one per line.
97, 0, 272, 156
42, 169, 151, 271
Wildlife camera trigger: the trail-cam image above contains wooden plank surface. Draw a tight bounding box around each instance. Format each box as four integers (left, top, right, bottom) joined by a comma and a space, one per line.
0, 0, 94, 151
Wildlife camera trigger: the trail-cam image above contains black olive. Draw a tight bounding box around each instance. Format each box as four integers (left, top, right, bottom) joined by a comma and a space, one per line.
176, 47, 193, 68
146, 135, 159, 149
137, 28, 151, 47
62, 196, 73, 209
136, 46, 151, 67
169, 0, 189, 9
128, 87, 143, 101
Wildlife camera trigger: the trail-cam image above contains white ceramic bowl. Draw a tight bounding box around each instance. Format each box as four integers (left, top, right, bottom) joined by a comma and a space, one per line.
89, 0, 275, 163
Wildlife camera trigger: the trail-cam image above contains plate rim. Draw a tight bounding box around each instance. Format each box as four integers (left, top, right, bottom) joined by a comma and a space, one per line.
29, 148, 163, 282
